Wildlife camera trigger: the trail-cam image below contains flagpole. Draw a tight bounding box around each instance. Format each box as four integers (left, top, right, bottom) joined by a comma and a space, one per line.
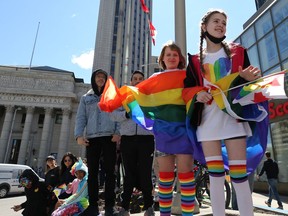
28, 22, 40, 73
211, 69, 287, 97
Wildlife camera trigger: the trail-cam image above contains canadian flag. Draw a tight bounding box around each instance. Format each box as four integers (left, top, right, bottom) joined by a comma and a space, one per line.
148, 19, 157, 46
139, 0, 149, 13
232, 70, 287, 106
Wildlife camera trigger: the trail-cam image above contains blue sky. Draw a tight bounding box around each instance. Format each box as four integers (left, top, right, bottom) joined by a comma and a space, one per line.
0, 0, 256, 83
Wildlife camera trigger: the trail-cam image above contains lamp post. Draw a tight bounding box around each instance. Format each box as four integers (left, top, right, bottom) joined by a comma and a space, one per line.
4, 107, 22, 163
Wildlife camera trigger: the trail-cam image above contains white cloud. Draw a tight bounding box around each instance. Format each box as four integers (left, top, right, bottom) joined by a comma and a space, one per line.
71, 50, 94, 70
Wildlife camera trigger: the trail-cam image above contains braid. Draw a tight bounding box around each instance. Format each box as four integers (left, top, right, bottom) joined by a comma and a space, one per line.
221, 41, 231, 59
200, 33, 205, 73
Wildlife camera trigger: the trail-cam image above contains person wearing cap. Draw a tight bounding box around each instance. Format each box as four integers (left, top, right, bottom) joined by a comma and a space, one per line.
75, 69, 120, 216
110, 71, 155, 216
45, 155, 60, 191
45, 155, 60, 214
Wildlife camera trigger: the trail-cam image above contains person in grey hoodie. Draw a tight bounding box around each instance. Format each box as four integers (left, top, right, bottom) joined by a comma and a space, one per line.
75, 69, 120, 216
110, 71, 155, 216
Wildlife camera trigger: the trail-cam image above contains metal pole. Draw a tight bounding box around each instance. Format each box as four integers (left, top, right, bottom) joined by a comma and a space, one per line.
174, 0, 187, 58
4, 107, 21, 163
28, 22, 40, 73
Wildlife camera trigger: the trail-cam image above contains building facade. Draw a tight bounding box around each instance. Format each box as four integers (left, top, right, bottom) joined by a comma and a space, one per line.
0, 66, 89, 175
235, 0, 288, 193
93, 0, 153, 86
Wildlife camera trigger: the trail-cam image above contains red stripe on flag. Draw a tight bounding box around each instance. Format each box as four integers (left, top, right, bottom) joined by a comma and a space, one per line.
148, 19, 157, 46
139, 0, 149, 13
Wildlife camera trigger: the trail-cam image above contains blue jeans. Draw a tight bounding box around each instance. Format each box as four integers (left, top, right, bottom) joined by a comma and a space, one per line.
267, 178, 283, 207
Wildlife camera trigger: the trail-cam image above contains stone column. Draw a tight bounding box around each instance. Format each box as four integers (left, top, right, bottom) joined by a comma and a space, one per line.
57, 108, 71, 162
17, 106, 35, 164
0, 105, 14, 162
37, 107, 53, 168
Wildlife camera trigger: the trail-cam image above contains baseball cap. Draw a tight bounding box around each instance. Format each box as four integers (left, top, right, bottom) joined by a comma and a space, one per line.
46, 155, 56, 161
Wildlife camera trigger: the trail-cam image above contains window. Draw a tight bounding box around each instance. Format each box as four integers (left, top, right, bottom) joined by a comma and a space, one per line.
21, 114, 26, 124
283, 58, 288, 69
270, 119, 288, 182
275, 19, 288, 61
247, 45, 260, 69
282, 59, 288, 92
38, 114, 45, 125
55, 114, 62, 124
255, 12, 273, 39
272, 0, 288, 26
258, 32, 279, 71
263, 65, 281, 76
241, 27, 256, 48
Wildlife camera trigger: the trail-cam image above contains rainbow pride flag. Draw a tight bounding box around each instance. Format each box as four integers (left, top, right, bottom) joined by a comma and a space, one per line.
100, 70, 193, 154
183, 70, 287, 172
100, 69, 287, 171
53, 183, 67, 198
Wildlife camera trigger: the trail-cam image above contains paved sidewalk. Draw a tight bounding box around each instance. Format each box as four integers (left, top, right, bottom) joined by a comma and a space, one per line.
129, 192, 288, 216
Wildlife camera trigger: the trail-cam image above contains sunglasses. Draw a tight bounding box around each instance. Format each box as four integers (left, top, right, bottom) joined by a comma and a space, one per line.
19, 177, 31, 187
64, 159, 72, 162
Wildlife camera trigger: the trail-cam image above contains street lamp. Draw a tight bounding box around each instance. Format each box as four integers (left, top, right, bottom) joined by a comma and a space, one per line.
4, 107, 22, 163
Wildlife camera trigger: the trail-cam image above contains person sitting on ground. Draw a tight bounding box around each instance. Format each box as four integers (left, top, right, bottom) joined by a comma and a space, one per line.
57, 152, 78, 199
52, 159, 89, 216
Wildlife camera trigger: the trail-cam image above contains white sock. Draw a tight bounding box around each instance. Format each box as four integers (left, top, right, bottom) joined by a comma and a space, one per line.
209, 175, 225, 216
232, 180, 254, 216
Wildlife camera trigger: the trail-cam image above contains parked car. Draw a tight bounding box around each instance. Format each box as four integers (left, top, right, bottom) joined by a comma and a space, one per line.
0, 163, 44, 198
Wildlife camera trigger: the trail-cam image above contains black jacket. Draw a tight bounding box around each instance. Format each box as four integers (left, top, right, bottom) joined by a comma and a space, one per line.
45, 166, 60, 188
20, 169, 50, 216
259, 158, 279, 179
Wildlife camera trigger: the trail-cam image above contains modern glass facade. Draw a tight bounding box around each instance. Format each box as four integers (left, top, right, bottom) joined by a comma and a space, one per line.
236, 0, 288, 193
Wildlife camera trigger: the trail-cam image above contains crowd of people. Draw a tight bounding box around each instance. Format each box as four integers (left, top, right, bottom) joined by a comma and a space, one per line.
12, 8, 284, 216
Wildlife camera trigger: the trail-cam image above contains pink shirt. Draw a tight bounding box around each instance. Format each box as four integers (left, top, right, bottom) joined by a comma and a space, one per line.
65, 178, 80, 194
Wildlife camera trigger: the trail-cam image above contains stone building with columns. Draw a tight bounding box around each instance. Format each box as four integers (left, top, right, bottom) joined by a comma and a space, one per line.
0, 65, 90, 173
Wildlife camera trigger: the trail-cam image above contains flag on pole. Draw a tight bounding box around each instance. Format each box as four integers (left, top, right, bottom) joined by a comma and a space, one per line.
139, 0, 149, 13
148, 19, 157, 46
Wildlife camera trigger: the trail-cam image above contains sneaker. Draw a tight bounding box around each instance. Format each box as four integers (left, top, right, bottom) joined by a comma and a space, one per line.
117, 208, 130, 216
79, 205, 100, 216
105, 207, 119, 216
277, 206, 284, 210
265, 201, 271, 207
144, 207, 155, 216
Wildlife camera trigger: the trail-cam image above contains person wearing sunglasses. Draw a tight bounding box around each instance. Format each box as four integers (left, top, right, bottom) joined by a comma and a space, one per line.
11, 169, 52, 216
57, 152, 78, 199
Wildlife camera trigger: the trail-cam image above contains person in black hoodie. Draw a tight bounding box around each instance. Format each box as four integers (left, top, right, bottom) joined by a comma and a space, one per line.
11, 169, 52, 216
75, 69, 120, 216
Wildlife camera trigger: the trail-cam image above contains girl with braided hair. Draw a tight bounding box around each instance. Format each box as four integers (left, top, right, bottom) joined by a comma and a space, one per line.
183, 9, 269, 216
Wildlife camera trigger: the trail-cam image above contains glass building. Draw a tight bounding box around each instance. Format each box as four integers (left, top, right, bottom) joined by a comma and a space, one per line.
235, 0, 288, 194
